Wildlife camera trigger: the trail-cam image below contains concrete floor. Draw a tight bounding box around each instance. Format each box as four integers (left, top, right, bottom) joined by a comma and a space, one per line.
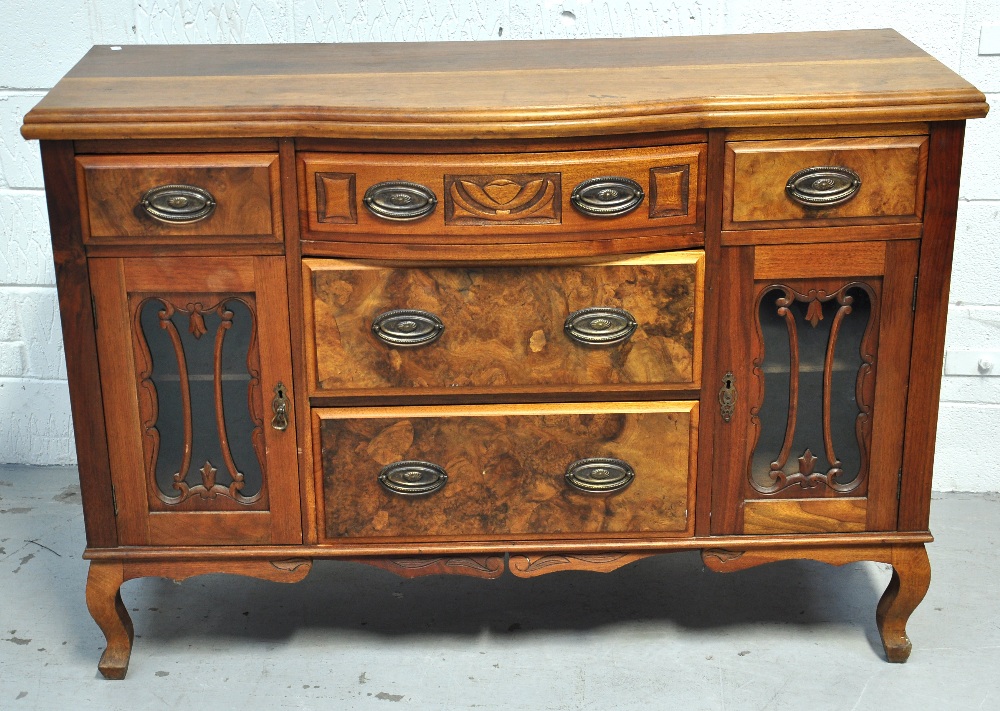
1, 466, 998, 710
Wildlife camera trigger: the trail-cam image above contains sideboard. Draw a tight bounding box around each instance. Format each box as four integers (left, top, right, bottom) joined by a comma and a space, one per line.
20, 30, 988, 678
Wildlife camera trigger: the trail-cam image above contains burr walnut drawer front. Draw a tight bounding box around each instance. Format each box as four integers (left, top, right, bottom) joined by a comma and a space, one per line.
298, 145, 705, 242
75, 153, 282, 244
316, 402, 698, 541
304, 252, 704, 397
723, 135, 928, 230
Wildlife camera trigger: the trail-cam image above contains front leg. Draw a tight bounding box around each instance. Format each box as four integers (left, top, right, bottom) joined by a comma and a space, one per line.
86, 561, 134, 680
702, 543, 932, 662
876, 544, 931, 663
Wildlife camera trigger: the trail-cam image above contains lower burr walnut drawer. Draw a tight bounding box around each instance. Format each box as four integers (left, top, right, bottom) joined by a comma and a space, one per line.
316, 402, 698, 540
723, 135, 928, 229
305, 251, 704, 396
76, 153, 282, 243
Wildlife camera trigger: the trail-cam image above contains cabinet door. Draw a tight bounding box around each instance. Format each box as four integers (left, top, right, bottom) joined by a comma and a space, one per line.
711, 241, 918, 534
91, 256, 301, 546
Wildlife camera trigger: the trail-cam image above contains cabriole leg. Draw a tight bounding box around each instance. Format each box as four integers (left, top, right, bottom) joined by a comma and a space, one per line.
876, 544, 931, 663
85, 561, 134, 679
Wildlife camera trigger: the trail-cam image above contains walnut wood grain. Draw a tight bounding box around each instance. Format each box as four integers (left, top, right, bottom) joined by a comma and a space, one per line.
297, 131, 708, 155
317, 402, 697, 540
86, 561, 133, 680
721, 223, 922, 247
299, 145, 704, 241
866, 239, 919, 531
121, 558, 313, 583
40, 141, 117, 548
709, 245, 755, 534
300, 232, 705, 262
344, 556, 505, 579
694, 129, 727, 537
876, 544, 931, 662
742, 498, 867, 534
701, 543, 930, 663
753, 242, 886, 280
85, 531, 935, 562
74, 138, 280, 154
899, 122, 966, 531
724, 136, 928, 230
21, 31, 987, 141
77, 153, 281, 243
92, 256, 301, 546
725, 123, 931, 141
279, 138, 319, 545
305, 252, 703, 395
23, 34, 985, 676
84, 555, 312, 679
508, 552, 651, 577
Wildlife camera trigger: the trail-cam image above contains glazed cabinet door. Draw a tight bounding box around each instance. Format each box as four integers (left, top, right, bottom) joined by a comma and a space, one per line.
711, 241, 918, 535
90, 256, 301, 546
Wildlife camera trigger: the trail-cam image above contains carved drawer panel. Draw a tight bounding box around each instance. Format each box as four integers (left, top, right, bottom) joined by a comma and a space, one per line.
298, 145, 705, 243
316, 401, 697, 541
723, 136, 928, 230
76, 153, 282, 243
304, 252, 704, 397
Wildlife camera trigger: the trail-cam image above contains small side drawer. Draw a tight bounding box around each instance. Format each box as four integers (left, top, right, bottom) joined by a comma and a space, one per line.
304, 251, 704, 397
76, 153, 282, 243
316, 401, 697, 541
724, 136, 928, 230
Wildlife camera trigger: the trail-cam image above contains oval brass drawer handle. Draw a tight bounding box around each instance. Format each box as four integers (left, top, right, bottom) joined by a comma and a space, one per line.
372, 309, 445, 347
564, 307, 637, 346
565, 457, 635, 494
139, 184, 217, 223
379, 460, 448, 496
570, 176, 644, 217
363, 180, 437, 220
785, 166, 861, 208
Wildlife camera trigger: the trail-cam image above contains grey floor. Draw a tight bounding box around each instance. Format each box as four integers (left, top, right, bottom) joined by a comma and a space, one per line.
1, 466, 998, 710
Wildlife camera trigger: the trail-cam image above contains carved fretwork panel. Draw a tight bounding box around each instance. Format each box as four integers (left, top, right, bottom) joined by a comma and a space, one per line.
131, 294, 269, 512
747, 279, 880, 498
444, 173, 561, 225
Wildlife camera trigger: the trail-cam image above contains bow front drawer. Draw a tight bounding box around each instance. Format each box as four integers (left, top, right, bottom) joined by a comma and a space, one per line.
316, 401, 697, 541
76, 153, 282, 244
723, 135, 928, 230
304, 251, 704, 398
298, 144, 705, 244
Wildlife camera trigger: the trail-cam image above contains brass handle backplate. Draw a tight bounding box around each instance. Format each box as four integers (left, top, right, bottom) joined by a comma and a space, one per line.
379, 460, 448, 496
570, 176, 644, 217
565, 457, 635, 494
564, 307, 637, 346
785, 166, 861, 208
139, 184, 217, 223
719, 371, 736, 423
372, 309, 445, 347
363, 180, 438, 221
271, 382, 290, 431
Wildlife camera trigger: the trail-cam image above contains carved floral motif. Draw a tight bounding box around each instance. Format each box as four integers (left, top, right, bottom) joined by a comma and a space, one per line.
445, 173, 560, 224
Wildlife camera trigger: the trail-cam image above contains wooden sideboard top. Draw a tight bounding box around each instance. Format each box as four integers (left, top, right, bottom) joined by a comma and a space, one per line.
21, 29, 987, 141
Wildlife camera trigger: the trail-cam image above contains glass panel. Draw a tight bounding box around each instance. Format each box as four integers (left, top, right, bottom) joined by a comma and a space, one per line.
830, 287, 871, 486
138, 297, 263, 503
750, 284, 873, 494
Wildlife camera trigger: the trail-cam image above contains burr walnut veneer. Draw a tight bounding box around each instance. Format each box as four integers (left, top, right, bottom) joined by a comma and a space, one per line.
21, 30, 987, 678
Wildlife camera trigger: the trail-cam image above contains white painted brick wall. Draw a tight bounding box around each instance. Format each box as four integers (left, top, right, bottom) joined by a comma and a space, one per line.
0, 1, 997, 492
